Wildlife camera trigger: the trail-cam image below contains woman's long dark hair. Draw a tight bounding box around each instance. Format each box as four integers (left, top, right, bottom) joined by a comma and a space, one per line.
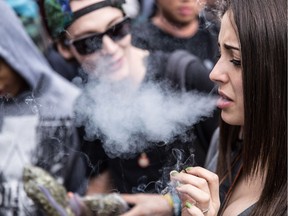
216, 0, 287, 215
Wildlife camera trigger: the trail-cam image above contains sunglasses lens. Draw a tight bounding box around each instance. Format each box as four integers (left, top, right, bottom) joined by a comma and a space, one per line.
73, 35, 102, 55
72, 18, 131, 55
107, 18, 131, 41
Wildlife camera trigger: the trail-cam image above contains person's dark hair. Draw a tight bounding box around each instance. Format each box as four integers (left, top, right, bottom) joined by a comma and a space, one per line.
216, 0, 287, 215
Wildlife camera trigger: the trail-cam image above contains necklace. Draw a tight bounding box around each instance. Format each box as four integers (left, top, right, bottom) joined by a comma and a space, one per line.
138, 152, 150, 168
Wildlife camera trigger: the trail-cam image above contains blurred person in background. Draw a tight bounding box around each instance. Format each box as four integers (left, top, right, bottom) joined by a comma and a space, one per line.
131, 0, 220, 162
42, 0, 140, 82
0, 1, 83, 215
132, 0, 219, 71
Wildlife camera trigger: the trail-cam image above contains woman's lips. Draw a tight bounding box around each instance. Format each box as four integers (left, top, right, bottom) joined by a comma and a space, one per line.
178, 6, 192, 16
217, 91, 233, 109
110, 57, 124, 72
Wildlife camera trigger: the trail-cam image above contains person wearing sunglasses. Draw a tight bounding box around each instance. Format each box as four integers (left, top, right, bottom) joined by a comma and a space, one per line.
42, 0, 149, 84
40, 0, 218, 215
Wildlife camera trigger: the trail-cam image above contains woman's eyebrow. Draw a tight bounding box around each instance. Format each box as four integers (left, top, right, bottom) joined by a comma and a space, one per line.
223, 43, 240, 51
217, 42, 240, 51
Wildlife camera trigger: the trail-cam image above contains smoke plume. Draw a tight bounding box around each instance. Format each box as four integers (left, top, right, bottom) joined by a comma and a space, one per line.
74, 77, 217, 159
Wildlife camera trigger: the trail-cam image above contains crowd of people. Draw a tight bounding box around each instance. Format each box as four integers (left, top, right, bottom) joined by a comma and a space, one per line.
0, 0, 286, 216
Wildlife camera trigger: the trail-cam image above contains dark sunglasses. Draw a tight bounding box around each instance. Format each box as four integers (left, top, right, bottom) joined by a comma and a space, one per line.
64, 17, 131, 55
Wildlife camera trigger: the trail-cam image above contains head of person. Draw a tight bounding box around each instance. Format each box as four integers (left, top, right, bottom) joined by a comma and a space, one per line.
155, 0, 207, 26
209, 0, 286, 214
41, 0, 134, 80
0, 57, 29, 98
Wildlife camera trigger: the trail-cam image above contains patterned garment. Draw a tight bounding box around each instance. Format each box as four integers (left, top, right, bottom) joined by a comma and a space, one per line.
0, 116, 78, 216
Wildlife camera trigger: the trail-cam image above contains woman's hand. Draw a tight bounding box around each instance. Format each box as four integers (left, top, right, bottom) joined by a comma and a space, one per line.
119, 193, 174, 216
170, 166, 220, 216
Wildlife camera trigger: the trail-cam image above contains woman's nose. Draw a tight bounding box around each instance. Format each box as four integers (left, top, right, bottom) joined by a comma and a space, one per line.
209, 60, 228, 85
101, 35, 118, 55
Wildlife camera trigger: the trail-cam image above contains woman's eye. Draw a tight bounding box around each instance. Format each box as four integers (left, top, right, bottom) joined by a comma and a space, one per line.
215, 52, 221, 61
230, 59, 241, 66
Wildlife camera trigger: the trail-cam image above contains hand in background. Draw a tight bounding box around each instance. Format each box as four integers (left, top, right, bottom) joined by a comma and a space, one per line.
120, 193, 174, 216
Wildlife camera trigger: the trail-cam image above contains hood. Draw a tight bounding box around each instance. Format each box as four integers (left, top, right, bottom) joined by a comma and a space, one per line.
0, 1, 81, 117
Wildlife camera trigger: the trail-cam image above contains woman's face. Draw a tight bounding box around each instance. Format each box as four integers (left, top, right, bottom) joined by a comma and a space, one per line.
209, 12, 244, 126
65, 0, 132, 81
156, 0, 205, 25
0, 60, 27, 98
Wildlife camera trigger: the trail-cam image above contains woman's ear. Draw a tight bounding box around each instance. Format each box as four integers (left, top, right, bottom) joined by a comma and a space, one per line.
56, 42, 74, 60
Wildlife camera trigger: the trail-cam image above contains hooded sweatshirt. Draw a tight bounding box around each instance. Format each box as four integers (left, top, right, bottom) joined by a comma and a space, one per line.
0, 1, 80, 118
0, 1, 84, 215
